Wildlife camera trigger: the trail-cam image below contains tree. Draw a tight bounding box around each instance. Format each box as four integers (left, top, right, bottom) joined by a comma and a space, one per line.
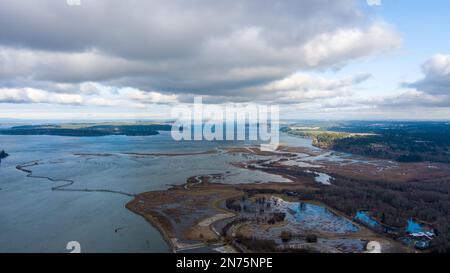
0, 150, 9, 159
306, 234, 318, 243
280, 231, 292, 242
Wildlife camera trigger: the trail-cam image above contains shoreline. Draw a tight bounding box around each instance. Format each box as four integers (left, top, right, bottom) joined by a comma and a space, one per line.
11, 141, 446, 252
125, 201, 178, 252
125, 175, 409, 253
125, 144, 448, 253
125, 177, 243, 252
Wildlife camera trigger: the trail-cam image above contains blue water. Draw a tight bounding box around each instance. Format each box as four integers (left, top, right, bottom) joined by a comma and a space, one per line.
354, 211, 381, 229
406, 218, 424, 233
289, 202, 359, 233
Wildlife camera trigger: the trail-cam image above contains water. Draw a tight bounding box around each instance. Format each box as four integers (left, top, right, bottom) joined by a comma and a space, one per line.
0, 132, 306, 252
313, 172, 333, 185
354, 211, 381, 229
406, 218, 424, 233
288, 202, 359, 233
247, 197, 359, 242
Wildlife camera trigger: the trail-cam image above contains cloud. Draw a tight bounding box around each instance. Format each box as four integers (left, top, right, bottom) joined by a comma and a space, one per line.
160, 72, 372, 107
0, 69, 372, 111
301, 23, 400, 67
404, 54, 450, 95
370, 54, 450, 110
276, 56, 450, 113
263, 73, 371, 93
366, 0, 382, 7
371, 90, 450, 108
0, 0, 401, 104
122, 88, 178, 104
0, 88, 83, 105
0, 47, 149, 83
249, 72, 372, 104
0, 86, 178, 107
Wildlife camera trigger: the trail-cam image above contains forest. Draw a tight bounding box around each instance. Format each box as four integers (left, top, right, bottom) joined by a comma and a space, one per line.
283, 121, 450, 163
0, 123, 172, 137
311, 176, 450, 252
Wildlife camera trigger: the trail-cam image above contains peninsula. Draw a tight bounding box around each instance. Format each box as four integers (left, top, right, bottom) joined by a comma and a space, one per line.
127, 144, 450, 253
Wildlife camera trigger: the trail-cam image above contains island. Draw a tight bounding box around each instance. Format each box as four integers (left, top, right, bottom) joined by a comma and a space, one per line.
0, 122, 172, 137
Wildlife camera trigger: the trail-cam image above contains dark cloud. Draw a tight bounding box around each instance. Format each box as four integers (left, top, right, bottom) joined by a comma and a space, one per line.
0, 0, 401, 105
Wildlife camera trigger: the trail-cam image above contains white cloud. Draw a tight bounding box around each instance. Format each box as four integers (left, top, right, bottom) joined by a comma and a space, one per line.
403, 54, 450, 95
378, 53, 450, 110
122, 88, 179, 104
264, 73, 370, 93
255, 72, 371, 104
355, 53, 450, 111
0, 85, 180, 109
423, 54, 450, 76
367, 0, 382, 7
0, 88, 83, 105
371, 90, 449, 108
302, 23, 401, 67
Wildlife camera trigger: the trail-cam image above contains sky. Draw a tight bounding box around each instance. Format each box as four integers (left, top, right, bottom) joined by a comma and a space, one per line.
0, 0, 449, 120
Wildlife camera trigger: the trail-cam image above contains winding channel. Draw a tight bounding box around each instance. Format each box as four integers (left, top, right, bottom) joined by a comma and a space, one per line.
16, 161, 136, 198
